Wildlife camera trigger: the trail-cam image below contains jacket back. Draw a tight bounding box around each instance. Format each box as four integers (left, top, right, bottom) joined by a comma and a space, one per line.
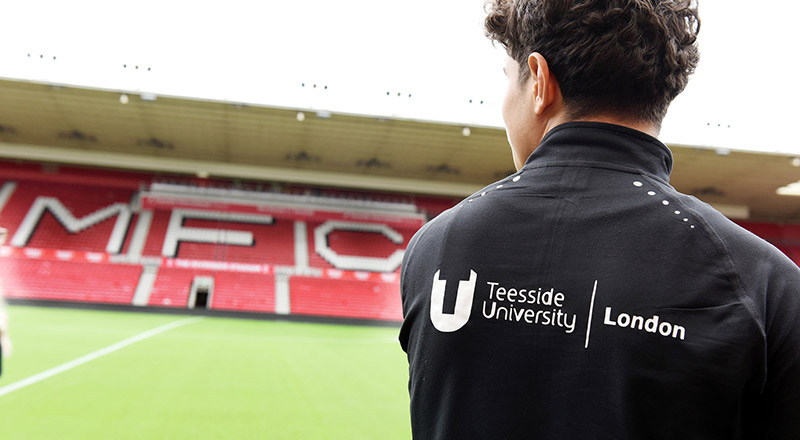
399, 122, 800, 439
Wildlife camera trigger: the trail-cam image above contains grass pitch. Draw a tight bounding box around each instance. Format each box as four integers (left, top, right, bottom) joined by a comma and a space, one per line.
0, 305, 411, 439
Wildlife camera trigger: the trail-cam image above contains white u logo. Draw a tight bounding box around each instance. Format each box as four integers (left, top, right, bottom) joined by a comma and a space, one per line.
430, 270, 477, 332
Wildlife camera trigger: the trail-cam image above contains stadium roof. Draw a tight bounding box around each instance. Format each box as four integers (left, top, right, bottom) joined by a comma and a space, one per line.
0, 78, 798, 223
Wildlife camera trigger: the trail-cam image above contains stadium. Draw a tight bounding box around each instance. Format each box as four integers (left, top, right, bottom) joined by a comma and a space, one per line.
0, 1, 799, 438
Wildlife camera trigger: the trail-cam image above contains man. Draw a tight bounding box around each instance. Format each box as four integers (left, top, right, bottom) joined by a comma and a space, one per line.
399, 0, 800, 438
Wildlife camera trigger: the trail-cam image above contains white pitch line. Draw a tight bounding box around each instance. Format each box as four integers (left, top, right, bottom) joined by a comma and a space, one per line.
0, 316, 204, 398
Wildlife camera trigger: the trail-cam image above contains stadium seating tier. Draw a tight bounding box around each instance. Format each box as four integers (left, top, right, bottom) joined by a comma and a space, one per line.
0, 167, 423, 322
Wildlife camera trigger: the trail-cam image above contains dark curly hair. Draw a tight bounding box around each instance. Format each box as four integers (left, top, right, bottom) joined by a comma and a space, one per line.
485, 0, 700, 126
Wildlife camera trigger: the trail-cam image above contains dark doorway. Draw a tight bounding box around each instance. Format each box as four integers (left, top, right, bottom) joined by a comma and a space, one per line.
194, 287, 209, 309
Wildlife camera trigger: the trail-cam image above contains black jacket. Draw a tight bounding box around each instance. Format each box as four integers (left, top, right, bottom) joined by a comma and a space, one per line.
400, 122, 800, 439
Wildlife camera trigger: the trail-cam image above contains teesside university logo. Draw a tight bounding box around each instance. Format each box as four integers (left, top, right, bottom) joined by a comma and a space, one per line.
429, 270, 689, 344
429, 270, 477, 332
430, 269, 582, 335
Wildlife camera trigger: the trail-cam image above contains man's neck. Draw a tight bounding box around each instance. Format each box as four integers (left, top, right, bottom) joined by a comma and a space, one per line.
572, 115, 660, 138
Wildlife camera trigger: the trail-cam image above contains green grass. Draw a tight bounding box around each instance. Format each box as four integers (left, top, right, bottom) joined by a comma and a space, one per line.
0, 305, 411, 439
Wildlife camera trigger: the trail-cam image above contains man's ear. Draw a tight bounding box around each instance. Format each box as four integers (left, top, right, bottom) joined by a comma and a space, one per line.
527, 52, 559, 115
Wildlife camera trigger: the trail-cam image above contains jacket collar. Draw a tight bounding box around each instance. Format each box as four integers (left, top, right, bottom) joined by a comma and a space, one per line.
523, 122, 673, 182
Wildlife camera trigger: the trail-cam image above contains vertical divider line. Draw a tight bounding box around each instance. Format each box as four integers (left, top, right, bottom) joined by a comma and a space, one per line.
584, 280, 598, 349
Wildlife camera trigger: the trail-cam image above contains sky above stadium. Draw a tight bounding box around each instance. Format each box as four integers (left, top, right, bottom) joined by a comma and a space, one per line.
0, 0, 798, 155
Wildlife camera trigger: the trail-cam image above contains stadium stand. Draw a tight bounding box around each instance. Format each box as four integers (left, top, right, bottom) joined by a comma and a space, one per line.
0, 161, 429, 322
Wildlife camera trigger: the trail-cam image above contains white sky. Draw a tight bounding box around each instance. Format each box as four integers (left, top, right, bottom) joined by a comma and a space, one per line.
0, 0, 798, 154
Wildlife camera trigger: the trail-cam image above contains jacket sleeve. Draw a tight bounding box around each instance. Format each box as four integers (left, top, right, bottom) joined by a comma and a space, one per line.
709, 215, 800, 437
761, 255, 800, 438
